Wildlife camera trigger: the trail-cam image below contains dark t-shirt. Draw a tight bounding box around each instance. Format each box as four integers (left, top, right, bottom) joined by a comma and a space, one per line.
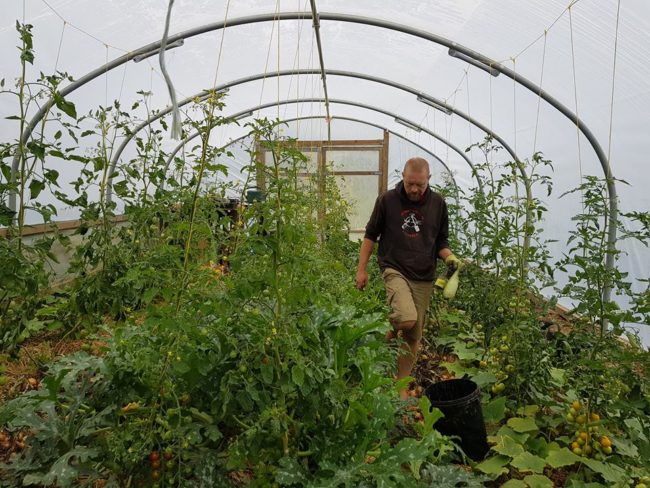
364, 181, 449, 281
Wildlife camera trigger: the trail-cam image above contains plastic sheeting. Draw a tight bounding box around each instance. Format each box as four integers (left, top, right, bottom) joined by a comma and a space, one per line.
1, 1, 649, 340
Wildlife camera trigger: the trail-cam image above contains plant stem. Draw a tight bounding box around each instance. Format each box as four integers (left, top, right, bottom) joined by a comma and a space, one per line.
16, 40, 28, 249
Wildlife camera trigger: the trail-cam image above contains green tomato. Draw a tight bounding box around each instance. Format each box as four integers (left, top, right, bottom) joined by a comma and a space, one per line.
492, 383, 505, 394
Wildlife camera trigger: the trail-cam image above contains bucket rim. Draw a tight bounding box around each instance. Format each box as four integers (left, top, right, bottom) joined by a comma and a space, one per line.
424, 378, 482, 407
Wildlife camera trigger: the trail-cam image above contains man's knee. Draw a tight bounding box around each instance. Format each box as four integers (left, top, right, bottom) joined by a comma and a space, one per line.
392, 319, 417, 332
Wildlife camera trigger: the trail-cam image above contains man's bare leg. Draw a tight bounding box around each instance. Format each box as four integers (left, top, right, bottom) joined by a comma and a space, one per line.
387, 320, 418, 400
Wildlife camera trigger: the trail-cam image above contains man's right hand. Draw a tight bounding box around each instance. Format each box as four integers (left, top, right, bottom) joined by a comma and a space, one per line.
355, 269, 369, 290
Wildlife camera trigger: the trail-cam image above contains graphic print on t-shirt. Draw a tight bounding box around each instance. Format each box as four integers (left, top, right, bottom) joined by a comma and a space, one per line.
401, 209, 424, 237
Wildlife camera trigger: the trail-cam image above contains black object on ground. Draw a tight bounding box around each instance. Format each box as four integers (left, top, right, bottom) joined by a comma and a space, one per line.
424, 378, 489, 460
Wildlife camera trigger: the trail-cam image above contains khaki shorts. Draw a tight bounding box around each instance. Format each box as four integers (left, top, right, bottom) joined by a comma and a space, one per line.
382, 268, 433, 342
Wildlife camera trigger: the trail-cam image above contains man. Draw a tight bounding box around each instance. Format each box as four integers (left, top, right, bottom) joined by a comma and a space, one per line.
355, 157, 459, 400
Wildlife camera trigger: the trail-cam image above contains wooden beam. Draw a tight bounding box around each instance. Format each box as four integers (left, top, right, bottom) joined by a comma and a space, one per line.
0, 215, 128, 238
289, 139, 383, 148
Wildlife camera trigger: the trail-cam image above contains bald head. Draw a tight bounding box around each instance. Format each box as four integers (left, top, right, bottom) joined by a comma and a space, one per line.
404, 157, 430, 175
402, 157, 431, 201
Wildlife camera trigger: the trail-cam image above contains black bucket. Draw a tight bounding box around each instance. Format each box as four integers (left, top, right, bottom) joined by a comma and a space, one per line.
424, 378, 490, 460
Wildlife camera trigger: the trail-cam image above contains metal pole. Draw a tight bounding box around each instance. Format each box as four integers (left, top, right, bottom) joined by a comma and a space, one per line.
164, 114, 460, 194
309, 1, 332, 141
107, 69, 504, 201
8, 11, 615, 304
160, 104, 478, 200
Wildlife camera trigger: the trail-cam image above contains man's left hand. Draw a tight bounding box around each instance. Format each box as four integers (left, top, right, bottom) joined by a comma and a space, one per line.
444, 254, 461, 266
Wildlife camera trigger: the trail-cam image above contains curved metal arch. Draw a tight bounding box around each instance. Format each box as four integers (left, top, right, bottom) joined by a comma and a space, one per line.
100, 67, 510, 263
165, 115, 461, 193
106, 68, 510, 194
8, 11, 615, 303
112, 97, 479, 201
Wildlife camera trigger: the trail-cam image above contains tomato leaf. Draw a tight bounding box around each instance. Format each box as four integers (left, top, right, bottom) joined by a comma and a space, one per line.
54, 92, 77, 119
291, 364, 304, 387
27, 141, 46, 160
29, 179, 45, 199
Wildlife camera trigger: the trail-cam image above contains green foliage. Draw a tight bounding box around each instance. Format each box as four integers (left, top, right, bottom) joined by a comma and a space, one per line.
1, 22, 649, 486
0, 24, 80, 349
0, 353, 116, 486
1, 115, 461, 486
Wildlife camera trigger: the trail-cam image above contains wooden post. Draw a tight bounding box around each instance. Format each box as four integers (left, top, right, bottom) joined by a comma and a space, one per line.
380, 129, 389, 194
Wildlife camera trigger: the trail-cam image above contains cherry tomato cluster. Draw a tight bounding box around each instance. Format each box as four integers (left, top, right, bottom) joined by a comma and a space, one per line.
487, 334, 515, 395
565, 400, 613, 459
634, 476, 650, 488
149, 448, 174, 482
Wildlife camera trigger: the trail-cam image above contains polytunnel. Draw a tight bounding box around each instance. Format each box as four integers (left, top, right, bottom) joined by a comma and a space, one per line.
1, 0, 650, 485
